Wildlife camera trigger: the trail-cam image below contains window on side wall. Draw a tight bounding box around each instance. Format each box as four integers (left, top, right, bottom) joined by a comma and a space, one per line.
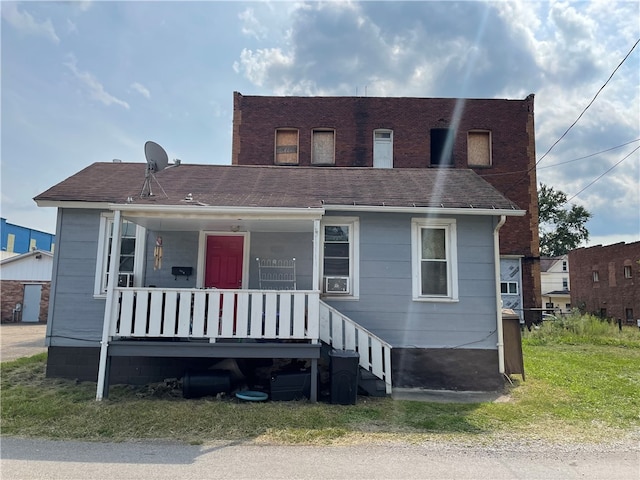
412, 218, 458, 301
312, 129, 335, 165
501, 281, 518, 294
321, 218, 359, 297
467, 131, 492, 167
94, 215, 144, 296
275, 129, 299, 165
592, 270, 599, 283
430, 128, 454, 167
624, 265, 632, 278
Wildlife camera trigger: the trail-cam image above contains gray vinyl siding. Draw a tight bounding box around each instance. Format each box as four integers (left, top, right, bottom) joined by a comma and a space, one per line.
324, 211, 499, 350
249, 232, 314, 290
144, 231, 199, 288
48, 209, 106, 346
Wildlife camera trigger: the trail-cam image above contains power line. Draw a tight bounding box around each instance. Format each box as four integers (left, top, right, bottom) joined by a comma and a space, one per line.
478, 138, 640, 177
500, 37, 640, 197
536, 37, 640, 166
566, 145, 639, 203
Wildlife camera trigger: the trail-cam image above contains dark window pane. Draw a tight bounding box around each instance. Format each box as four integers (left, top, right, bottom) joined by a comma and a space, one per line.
120, 238, 136, 255
325, 226, 349, 241
324, 258, 349, 276
119, 257, 134, 272
421, 261, 447, 295
501, 283, 508, 294
324, 243, 349, 257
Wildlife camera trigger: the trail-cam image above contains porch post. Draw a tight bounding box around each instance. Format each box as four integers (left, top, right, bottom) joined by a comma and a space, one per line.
312, 219, 321, 291
96, 209, 122, 401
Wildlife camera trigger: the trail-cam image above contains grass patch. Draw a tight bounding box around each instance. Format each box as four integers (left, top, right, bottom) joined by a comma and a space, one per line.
2, 318, 640, 445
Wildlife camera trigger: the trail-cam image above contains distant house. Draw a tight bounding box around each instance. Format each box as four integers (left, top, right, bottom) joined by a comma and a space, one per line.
569, 242, 640, 324
0, 250, 53, 323
540, 255, 571, 315
35, 162, 524, 398
1, 218, 56, 255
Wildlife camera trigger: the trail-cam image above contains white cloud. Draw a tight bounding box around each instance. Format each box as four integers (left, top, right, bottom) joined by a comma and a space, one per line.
239, 7, 268, 40
1, 3, 60, 44
233, 47, 294, 87
63, 56, 130, 109
130, 82, 151, 99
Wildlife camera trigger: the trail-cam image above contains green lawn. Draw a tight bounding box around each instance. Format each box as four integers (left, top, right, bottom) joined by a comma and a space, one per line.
2, 315, 639, 445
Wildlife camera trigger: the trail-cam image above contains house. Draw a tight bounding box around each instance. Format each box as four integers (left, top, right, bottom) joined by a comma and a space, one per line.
569, 242, 640, 324
35, 162, 524, 399
0, 249, 53, 323
231, 92, 541, 326
1, 217, 56, 255
540, 255, 571, 315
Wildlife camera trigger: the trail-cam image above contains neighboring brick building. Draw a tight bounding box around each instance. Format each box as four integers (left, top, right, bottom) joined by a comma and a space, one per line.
232, 92, 541, 325
569, 242, 640, 324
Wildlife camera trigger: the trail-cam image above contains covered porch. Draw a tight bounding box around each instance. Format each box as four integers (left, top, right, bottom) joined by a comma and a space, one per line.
96, 206, 392, 401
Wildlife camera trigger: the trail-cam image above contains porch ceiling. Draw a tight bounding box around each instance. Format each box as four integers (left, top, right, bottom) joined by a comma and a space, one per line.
121, 213, 318, 232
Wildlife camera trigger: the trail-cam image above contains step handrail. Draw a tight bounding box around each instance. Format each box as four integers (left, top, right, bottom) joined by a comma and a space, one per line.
319, 300, 392, 393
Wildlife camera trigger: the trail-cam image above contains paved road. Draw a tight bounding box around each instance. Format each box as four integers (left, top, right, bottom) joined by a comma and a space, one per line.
1, 437, 638, 480
0, 323, 47, 362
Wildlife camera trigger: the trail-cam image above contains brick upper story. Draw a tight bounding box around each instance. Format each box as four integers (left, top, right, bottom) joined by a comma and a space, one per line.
232, 92, 539, 258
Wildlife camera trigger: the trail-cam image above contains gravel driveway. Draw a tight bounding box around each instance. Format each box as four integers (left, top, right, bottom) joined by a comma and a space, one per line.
0, 323, 47, 362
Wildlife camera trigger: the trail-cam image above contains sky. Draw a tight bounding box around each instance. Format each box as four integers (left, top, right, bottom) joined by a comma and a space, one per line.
2, 0, 639, 248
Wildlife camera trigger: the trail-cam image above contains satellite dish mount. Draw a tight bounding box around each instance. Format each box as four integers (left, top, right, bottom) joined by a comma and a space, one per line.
141, 141, 169, 198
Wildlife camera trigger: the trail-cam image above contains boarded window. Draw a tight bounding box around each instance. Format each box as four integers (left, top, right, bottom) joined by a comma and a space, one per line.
467, 131, 492, 167
430, 128, 454, 166
275, 129, 299, 165
312, 130, 335, 165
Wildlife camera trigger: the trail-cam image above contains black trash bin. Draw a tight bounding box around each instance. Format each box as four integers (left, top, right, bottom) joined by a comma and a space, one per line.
329, 349, 359, 405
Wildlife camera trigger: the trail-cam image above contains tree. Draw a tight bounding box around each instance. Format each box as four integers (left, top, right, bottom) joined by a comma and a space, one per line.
538, 183, 592, 257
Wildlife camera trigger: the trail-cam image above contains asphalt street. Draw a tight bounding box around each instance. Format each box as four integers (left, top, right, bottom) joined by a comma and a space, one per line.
1, 437, 639, 480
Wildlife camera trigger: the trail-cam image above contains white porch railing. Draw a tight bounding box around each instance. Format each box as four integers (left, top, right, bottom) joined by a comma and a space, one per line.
319, 301, 392, 393
108, 288, 320, 342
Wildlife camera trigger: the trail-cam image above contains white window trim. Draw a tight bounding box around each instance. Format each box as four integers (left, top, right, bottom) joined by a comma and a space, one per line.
501, 281, 519, 295
320, 217, 359, 300
93, 213, 145, 298
411, 218, 458, 302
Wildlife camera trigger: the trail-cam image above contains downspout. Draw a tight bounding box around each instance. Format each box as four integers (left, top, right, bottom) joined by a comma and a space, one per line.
96, 209, 122, 401
494, 215, 507, 375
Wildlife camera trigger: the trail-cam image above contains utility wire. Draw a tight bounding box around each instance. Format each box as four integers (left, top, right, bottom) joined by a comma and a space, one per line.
537, 37, 640, 166
566, 145, 639, 203
500, 37, 640, 197
478, 138, 640, 177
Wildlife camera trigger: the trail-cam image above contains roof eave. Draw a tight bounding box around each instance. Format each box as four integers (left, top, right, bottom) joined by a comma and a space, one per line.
324, 204, 526, 216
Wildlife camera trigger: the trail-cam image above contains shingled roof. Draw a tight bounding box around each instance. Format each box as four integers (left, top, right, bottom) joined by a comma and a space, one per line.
34, 163, 522, 212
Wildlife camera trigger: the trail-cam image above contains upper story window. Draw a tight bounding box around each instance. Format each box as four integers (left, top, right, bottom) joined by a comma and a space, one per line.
467, 130, 492, 167
592, 270, 599, 283
562, 260, 568, 271
430, 128, 454, 167
624, 265, 632, 279
312, 129, 335, 165
411, 218, 458, 301
373, 129, 393, 168
562, 277, 568, 290
501, 281, 518, 295
94, 215, 145, 296
274, 129, 299, 165
321, 218, 359, 297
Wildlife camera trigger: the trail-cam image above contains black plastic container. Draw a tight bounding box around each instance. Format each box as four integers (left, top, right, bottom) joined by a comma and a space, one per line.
270, 372, 311, 401
329, 350, 359, 405
182, 370, 231, 398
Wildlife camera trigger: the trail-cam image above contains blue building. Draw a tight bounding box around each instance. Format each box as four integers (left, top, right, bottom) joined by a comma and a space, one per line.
1, 218, 55, 254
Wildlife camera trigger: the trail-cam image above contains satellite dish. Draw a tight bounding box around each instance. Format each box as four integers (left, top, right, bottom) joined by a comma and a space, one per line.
144, 141, 169, 172
141, 141, 170, 198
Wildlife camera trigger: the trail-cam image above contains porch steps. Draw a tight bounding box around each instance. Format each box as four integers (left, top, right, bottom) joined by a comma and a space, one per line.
358, 369, 387, 397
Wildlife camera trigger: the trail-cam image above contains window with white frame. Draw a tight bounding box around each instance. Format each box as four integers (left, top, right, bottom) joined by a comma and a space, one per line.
94, 215, 144, 296
412, 218, 458, 301
624, 265, 632, 279
501, 281, 518, 295
321, 218, 358, 296
592, 270, 599, 283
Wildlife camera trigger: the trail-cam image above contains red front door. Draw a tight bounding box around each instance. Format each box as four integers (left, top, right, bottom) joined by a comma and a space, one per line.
205, 235, 244, 289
